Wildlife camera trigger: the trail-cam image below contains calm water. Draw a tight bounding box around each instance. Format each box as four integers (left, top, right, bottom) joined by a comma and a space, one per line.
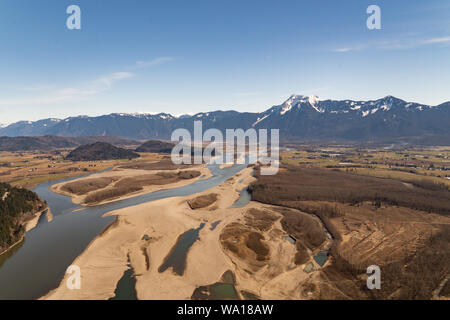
109, 264, 137, 300
191, 270, 239, 300
0, 163, 246, 300
210, 220, 221, 231
158, 223, 205, 276
230, 188, 251, 208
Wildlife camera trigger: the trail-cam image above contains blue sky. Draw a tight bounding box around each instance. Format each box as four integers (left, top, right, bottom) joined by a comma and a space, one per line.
0, 0, 449, 123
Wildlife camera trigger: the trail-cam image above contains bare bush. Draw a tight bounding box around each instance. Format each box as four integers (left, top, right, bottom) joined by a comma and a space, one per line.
84, 185, 142, 204
61, 177, 118, 195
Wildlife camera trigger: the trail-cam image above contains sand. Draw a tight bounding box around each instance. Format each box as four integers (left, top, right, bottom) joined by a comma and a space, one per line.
24, 208, 47, 232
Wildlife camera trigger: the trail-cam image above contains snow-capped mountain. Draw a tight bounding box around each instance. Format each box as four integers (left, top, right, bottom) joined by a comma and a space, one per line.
1, 95, 449, 143
249, 94, 450, 142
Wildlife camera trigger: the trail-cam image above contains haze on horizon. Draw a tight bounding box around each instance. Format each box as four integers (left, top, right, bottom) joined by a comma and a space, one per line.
0, 0, 449, 124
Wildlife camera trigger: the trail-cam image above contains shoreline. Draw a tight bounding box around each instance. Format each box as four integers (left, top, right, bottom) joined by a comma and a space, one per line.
0, 207, 48, 257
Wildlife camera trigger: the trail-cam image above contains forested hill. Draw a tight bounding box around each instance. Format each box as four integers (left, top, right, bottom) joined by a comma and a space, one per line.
65, 142, 140, 161
0, 183, 46, 253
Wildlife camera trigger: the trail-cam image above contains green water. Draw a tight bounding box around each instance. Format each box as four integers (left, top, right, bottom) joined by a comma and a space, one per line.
313, 251, 329, 267
192, 283, 239, 300
109, 265, 137, 300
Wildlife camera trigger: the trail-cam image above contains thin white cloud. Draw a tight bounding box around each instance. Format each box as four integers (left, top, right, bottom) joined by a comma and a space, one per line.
0, 57, 171, 108
332, 44, 368, 53
94, 72, 134, 89
332, 35, 450, 53
333, 48, 353, 53
135, 57, 173, 68
22, 84, 56, 92
422, 36, 450, 44
0, 71, 134, 106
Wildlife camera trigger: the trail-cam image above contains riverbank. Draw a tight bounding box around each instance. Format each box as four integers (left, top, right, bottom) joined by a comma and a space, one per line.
0, 207, 48, 257
42, 167, 255, 300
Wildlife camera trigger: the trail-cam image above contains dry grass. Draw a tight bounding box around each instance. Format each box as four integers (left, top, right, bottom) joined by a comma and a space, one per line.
250, 163, 450, 299
244, 208, 279, 232
0, 150, 123, 188
83, 170, 201, 204
187, 193, 218, 210
250, 165, 450, 215
119, 159, 195, 171
220, 223, 270, 265
367, 225, 450, 300
61, 177, 119, 195
84, 185, 143, 204
115, 173, 178, 188
178, 170, 201, 179
274, 207, 327, 265
441, 279, 450, 297
245, 232, 270, 261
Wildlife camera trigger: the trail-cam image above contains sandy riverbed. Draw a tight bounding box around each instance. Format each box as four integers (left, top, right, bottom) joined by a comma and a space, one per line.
42, 167, 253, 299
42, 165, 327, 300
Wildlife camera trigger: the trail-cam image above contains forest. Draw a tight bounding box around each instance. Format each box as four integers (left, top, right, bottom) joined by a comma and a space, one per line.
0, 183, 45, 253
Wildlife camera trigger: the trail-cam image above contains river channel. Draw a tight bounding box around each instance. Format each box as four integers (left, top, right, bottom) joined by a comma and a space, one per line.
0, 163, 246, 300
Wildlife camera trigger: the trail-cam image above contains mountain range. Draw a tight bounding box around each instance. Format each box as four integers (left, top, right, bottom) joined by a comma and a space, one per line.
1, 95, 450, 144
0, 136, 139, 152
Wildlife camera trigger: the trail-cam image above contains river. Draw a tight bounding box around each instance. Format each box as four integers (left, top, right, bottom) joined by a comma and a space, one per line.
0, 163, 246, 300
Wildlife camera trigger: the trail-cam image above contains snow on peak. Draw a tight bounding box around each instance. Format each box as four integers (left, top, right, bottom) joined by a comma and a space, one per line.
308, 95, 320, 106
252, 114, 270, 127
280, 94, 322, 115
280, 95, 305, 115
111, 112, 174, 119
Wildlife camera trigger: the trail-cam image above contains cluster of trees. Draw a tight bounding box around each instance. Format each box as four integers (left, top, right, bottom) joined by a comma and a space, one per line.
0, 183, 44, 252
250, 165, 450, 215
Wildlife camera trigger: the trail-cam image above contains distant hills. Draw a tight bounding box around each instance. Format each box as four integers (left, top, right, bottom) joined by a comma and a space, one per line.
0, 136, 139, 152
1, 95, 450, 144
135, 140, 174, 153
65, 142, 140, 161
